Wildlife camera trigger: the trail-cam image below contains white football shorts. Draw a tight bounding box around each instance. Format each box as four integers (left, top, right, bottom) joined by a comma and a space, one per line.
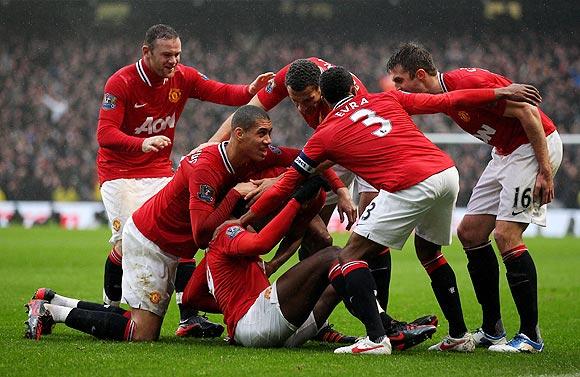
355, 167, 459, 250
121, 217, 178, 317
233, 281, 318, 348
466, 131, 562, 226
100, 177, 172, 244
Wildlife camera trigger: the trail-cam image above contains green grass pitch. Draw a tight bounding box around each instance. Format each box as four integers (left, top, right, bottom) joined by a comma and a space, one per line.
0, 226, 579, 376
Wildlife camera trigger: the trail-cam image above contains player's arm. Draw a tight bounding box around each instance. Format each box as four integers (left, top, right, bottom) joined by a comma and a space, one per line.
209, 95, 268, 142
226, 199, 302, 257
189, 169, 256, 248
504, 102, 554, 205
399, 84, 542, 115
96, 79, 170, 153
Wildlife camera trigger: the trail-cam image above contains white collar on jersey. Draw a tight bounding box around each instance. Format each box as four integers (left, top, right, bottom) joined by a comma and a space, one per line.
218, 141, 235, 174
437, 71, 449, 93
332, 94, 355, 110
136, 59, 152, 87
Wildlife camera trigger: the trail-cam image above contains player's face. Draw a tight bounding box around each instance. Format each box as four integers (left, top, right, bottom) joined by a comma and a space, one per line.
389, 65, 429, 93
144, 37, 181, 78
243, 119, 273, 162
287, 85, 322, 115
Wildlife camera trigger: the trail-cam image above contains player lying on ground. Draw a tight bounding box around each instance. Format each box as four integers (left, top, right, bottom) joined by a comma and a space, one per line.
210, 57, 440, 345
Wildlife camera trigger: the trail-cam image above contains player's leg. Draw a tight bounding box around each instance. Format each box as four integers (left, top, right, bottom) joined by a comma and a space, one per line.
120, 217, 178, 341
489, 134, 562, 353
24, 298, 135, 341
457, 155, 505, 345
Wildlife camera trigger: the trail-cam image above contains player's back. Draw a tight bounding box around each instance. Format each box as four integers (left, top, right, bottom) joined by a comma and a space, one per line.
441, 68, 556, 155
313, 92, 454, 193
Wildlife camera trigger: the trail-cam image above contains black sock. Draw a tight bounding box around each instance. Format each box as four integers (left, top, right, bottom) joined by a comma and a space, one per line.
465, 241, 502, 335
103, 250, 123, 304
504, 249, 539, 341
175, 259, 198, 321
77, 301, 128, 316
343, 262, 385, 341
429, 263, 467, 338
65, 308, 133, 340
329, 266, 357, 318
369, 250, 391, 311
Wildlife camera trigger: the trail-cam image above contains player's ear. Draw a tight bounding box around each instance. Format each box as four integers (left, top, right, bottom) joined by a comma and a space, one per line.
416, 69, 427, 80
233, 127, 244, 140
142, 44, 150, 57
349, 85, 357, 96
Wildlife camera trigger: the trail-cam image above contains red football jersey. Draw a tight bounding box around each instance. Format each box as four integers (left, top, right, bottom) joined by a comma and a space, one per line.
96, 59, 253, 184
206, 199, 301, 338
439, 68, 557, 155
256, 57, 368, 129
131, 142, 299, 258
250, 88, 503, 217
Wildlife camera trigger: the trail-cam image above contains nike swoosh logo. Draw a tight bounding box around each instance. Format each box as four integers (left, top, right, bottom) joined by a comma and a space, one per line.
440, 339, 465, 350
352, 344, 384, 353
134, 103, 147, 108
512, 209, 527, 216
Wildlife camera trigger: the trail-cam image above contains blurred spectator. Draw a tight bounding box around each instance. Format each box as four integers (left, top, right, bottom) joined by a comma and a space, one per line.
0, 32, 578, 207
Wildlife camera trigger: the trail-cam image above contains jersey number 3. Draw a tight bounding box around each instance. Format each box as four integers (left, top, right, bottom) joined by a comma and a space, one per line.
350, 109, 392, 137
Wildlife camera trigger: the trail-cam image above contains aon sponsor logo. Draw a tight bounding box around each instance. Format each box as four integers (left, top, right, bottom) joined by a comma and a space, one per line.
134, 113, 176, 135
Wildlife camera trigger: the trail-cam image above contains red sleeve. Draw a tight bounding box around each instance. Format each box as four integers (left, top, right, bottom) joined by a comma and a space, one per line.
256, 64, 291, 111
227, 199, 301, 256
394, 89, 496, 115
191, 188, 242, 249
96, 77, 143, 152
258, 145, 301, 169
185, 66, 252, 106
250, 168, 305, 218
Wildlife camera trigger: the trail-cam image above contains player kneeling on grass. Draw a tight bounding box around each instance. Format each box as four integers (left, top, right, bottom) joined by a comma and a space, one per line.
204, 176, 360, 349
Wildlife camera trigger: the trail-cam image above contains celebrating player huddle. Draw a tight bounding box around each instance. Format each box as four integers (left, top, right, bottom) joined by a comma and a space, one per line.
24, 24, 561, 356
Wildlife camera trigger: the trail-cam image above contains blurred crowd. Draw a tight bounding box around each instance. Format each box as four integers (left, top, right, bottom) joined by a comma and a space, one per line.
0, 31, 578, 207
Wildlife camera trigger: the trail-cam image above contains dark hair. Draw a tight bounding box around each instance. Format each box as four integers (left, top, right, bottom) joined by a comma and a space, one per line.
319, 66, 353, 106
386, 42, 437, 79
232, 105, 271, 131
285, 59, 321, 91
144, 24, 179, 49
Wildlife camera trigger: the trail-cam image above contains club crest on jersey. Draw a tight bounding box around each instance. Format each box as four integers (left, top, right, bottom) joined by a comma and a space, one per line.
149, 291, 161, 304
168, 88, 182, 103
265, 80, 275, 93
268, 145, 282, 154
102, 93, 117, 110
198, 184, 215, 203
112, 218, 121, 232
225, 225, 243, 239
458, 111, 471, 122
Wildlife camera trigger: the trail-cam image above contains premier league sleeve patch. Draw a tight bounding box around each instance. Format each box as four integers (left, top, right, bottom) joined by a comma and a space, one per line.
265, 80, 275, 93
225, 225, 243, 239
101, 93, 117, 110
268, 145, 282, 154
197, 184, 215, 203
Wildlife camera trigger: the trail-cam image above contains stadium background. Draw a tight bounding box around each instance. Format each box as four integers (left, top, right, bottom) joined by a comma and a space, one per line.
0, 0, 578, 227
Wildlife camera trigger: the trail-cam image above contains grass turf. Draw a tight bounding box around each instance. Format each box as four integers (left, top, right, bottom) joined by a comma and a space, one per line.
0, 226, 579, 376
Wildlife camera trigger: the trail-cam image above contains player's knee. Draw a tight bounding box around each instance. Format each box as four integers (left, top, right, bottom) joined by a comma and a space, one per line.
129, 310, 161, 341
457, 222, 485, 247
492, 227, 520, 253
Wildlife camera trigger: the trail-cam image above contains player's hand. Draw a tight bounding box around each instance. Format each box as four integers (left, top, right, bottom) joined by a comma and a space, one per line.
496, 83, 542, 106
142, 135, 171, 153
292, 175, 329, 204
244, 177, 281, 206
188, 141, 218, 155
336, 187, 357, 231
248, 72, 275, 95
534, 169, 554, 206
233, 181, 258, 197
